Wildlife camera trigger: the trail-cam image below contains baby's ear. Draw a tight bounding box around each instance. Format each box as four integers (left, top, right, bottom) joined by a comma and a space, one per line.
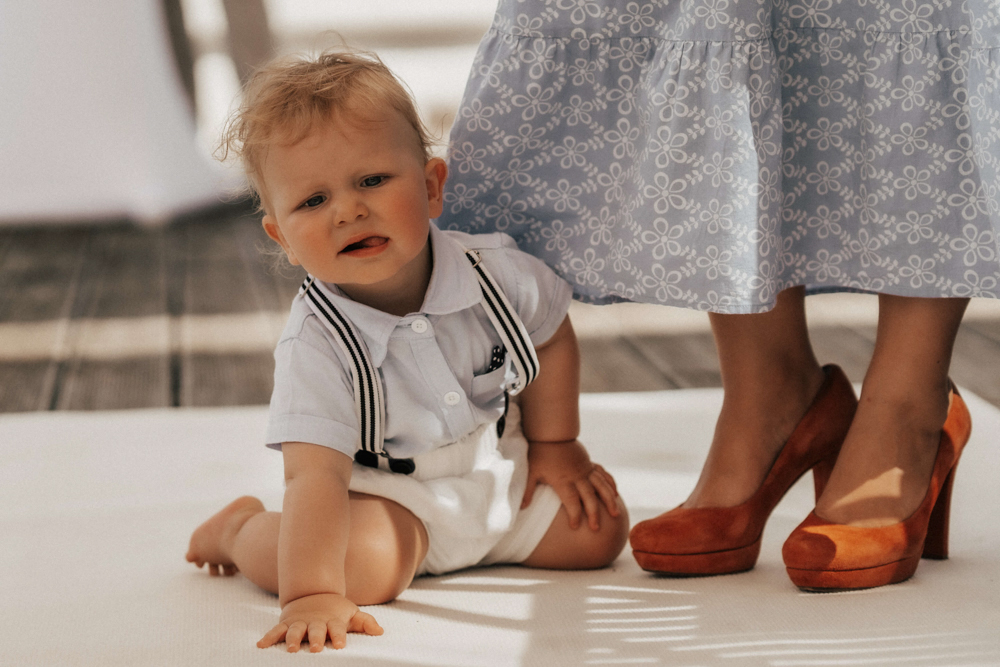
262, 215, 299, 265
425, 158, 448, 219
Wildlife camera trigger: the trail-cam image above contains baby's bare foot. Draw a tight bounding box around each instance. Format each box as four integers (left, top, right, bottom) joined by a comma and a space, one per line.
187, 496, 265, 576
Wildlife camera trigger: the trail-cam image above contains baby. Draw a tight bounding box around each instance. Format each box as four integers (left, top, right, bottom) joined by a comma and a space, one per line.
186, 51, 629, 653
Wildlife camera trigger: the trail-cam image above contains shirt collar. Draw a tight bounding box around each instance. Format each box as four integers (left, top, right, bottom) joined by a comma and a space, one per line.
311, 223, 482, 366
422, 223, 483, 315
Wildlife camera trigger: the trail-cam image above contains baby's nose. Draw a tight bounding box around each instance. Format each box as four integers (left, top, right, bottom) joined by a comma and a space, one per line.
334, 196, 368, 225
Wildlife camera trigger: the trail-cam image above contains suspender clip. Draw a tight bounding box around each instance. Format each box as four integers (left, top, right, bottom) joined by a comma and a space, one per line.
387, 457, 416, 475
354, 450, 378, 468
354, 449, 415, 475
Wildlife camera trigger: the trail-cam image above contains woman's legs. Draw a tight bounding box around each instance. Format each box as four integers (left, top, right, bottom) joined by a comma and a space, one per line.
687, 286, 826, 508
814, 294, 969, 526
186, 493, 428, 605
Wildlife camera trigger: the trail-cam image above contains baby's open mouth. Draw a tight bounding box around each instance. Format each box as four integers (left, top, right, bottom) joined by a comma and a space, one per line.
342, 236, 388, 253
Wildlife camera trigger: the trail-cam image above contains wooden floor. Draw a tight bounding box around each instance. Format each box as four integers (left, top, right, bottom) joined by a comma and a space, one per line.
2, 207, 999, 412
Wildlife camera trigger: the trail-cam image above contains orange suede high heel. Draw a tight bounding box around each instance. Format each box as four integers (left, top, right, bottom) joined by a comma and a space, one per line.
629, 365, 857, 576
782, 384, 972, 591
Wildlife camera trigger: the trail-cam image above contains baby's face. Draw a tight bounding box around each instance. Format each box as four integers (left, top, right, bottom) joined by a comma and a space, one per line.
261, 110, 446, 299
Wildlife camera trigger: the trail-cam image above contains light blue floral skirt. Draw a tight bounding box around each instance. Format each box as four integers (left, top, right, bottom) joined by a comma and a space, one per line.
438, 0, 1000, 313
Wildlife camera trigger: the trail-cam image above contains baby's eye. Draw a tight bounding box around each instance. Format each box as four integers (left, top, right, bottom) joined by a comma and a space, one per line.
303, 195, 325, 208
360, 175, 385, 188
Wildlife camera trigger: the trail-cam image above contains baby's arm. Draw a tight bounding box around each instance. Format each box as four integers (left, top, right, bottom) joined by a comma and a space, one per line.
518, 315, 621, 530
256, 443, 383, 652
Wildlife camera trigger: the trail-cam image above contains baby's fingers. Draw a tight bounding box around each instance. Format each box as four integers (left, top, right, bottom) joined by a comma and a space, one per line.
575, 479, 602, 531
348, 611, 384, 637
284, 621, 307, 652
306, 621, 330, 652
257, 622, 288, 649
590, 466, 621, 517
596, 464, 618, 496
327, 621, 348, 650
554, 484, 584, 529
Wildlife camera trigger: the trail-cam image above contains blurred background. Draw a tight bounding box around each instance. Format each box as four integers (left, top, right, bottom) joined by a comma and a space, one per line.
0, 0, 998, 414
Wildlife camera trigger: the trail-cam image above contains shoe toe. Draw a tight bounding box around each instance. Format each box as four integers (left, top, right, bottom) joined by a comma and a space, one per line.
782, 518, 838, 570
630, 506, 751, 556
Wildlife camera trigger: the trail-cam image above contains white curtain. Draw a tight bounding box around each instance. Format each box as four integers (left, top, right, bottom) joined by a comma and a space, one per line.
0, 1, 231, 226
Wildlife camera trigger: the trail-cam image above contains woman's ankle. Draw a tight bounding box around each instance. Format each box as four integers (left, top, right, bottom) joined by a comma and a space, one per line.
684, 363, 827, 508
815, 386, 948, 527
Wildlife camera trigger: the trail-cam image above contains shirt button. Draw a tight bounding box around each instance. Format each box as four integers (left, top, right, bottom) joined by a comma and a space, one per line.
443, 391, 461, 406
410, 319, 428, 334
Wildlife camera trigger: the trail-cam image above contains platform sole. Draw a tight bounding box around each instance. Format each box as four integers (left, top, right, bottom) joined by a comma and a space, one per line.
632, 538, 762, 576
786, 555, 923, 591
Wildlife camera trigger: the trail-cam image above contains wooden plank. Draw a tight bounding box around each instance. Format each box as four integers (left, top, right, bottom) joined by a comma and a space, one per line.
53, 227, 170, 410
175, 216, 279, 315
0, 227, 88, 322
806, 325, 877, 384
183, 256, 267, 314
177, 217, 290, 407
181, 352, 275, 407
0, 361, 54, 412
233, 215, 305, 312
55, 357, 171, 410
625, 333, 721, 389
578, 338, 677, 393
68, 226, 167, 319
233, 212, 306, 305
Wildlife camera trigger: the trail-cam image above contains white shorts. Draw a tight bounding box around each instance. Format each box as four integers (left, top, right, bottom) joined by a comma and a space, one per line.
348, 403, 562, 576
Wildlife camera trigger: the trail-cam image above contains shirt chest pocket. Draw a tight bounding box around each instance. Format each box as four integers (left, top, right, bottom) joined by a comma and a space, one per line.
470, 365, 507, 407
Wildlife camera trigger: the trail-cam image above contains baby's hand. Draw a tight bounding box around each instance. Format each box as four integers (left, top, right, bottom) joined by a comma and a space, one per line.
257, 593, 383, 652
523, 439, 620, 531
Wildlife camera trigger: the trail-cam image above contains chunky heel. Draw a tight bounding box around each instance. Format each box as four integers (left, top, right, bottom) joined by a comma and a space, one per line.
923, 467, 955, 560
811, 455, 837, 502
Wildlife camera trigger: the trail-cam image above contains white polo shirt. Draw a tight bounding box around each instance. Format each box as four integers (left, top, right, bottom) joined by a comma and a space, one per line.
266, 224, 573, 460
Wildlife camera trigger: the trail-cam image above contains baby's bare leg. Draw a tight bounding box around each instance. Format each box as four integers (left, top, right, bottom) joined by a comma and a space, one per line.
186, 493, 428, 604
344, 493, 429, 604
522, 497, 629, 570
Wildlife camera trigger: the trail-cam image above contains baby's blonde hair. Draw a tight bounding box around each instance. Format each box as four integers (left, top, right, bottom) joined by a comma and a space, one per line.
219, 50, 433, 210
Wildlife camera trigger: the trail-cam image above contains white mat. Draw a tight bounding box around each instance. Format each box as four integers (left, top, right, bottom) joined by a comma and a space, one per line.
2, 389, 998, 666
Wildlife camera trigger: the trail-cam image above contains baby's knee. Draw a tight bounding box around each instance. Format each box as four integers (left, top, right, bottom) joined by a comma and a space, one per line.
590, 498, 630, 568
529, 497, 630, 570
345, 528, 417, 604
345, 497, 428, 605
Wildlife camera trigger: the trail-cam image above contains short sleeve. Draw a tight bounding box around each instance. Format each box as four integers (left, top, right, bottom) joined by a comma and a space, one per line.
265, 314, 360, 458
494, 234, 574, 347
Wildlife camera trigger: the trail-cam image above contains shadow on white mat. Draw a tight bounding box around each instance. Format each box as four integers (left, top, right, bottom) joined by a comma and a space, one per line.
1, 389, 998, 666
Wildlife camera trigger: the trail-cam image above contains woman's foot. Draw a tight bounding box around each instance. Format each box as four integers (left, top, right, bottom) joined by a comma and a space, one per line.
186, 496, 266, 575
814, 379, 951, 527
688, 286, 826, 509
683, 365, 826, 508
630, 365, 856, 575
813, 294, 969, 528
782, 384, 971, 591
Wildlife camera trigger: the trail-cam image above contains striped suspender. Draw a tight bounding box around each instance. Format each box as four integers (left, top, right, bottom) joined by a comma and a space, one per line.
463, 249, 539, 395
298, 247, 539, 474
299, 276, 401, 472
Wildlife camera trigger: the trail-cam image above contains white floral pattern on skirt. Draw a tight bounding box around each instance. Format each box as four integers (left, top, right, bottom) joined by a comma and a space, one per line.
438, 0, 1000, 313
